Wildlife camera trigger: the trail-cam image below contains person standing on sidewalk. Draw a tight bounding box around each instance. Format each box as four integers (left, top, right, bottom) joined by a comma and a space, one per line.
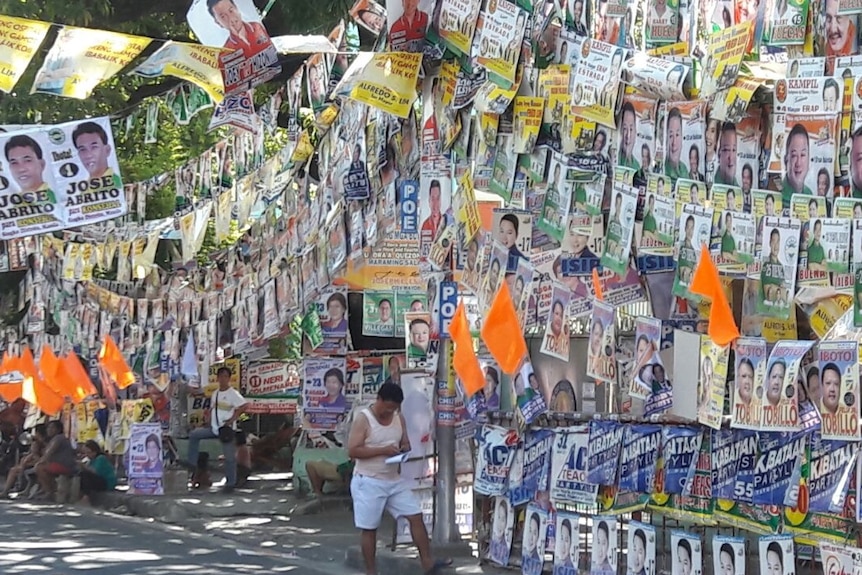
186, 366, 248, 493
347, 383, 452, 575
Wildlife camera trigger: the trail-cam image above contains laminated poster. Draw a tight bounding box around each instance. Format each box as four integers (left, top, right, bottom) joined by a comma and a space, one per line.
550, 426, 598, 505
808, 435, 855, 514
617, 424, 661, 493
818, 340, 861, 440
586, 300, 617, 384
758, 535, 795, 575
520, 504, 548, 575
586, 420, 625, 486
589, 517, 617, 575
487, 495, 514, 566
661, 426, 702, 496
730, 337, 767, 430
760, 339, 813, 431
712, 535, 745, 575
552, 511, 580, 575
670, 531, 701, 575
751, 431, 806, 506
600, 181, 638, 276
474, 424, 519, 496
631, 316, 662, 399
626, 522, 656, 575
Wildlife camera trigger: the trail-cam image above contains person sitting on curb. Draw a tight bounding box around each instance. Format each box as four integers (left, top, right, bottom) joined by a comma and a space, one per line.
306, 458, 353, 497
0, 423, 46, 498
79, 440, 116, 504
34, 420, 77, 501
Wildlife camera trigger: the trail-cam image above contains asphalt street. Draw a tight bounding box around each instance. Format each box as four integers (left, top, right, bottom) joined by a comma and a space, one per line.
0, 500, 350, 574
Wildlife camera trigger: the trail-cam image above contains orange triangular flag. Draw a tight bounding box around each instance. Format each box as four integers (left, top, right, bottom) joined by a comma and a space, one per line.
39, 345, 65, 395
690, 244, 740, 346
60, 354, 98, 404
481, 282, 528, 374
20, 347, 65, 415
449, 301, 486, 397
99, 336, 135, 389
592, 267, 604, 302
0, 352, 22, 403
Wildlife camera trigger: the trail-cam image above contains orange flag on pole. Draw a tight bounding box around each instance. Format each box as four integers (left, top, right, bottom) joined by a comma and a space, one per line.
39, 344, 65, 395
449, 301, 485, 397
690, 244, 740, 346
0, 352, 22, 403
20, 347, 65, 415
99, 335, 135, 389
481, 282, 528, 374
60, 353, 98, 404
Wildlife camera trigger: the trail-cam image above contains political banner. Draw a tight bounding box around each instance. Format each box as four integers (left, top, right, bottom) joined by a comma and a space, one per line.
640, 183, 676, 256
474, 424, 519, 496
488, 495, 514, 566
132, 41, 227, 103
631, 316, 662, 399
245, 361, 299, 398
571, 39, 626, 127
522, 429, 554, 493
672, 203, 713, 300
674, 178, 706, 207
338, 52, 422, 118
712, 535, 745, 575
670, 532, 701, 575
589, 517, 617, 575
521, 504, 548, 575
757, 216, 801, 319
419, 168, 453, 264
435, 0, 482, 56
586, 420, 625, 485
662, 426, 702, 495
553, 511, 580, 575
818, 340, 860, 440
550, 426, 598, 504
0, 16, 50, 94
540, 283, 571, 361
618, 424, 661, 493
489, 134, 517, 202
758, 535, 795, 575
513, 97, 543, 154
697, 338, 728, 430
761, 340, 813, 431
663, 100, 706, 184
475, 0, 527, 88
808, 435, 855, 514
506, 444, 529, 505
385, 0, 431, 51
32, 28, 150, 99
586, 300, 616, 384
362, 290, 396, 336
752, 431, 807, 506
819, 542, 862, 575
600, 181, 637, 276
731, 337, 767, 430
302, 357, 348, 430
538, 152, 574, 244
711, 428, 758, 502
778, 114, 837, 205
538, 65, 571, 127
186, 0, 280, 97
404, 310, 436, 370
616, 94, 656, 176
620, 54, 688, 101
766, 0, 807, 46
482, 241, 508, 306
127, 422, 164, 495
700, 21, 753, 97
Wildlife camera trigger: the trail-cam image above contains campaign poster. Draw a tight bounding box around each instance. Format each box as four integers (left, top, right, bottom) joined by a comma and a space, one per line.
639, 187, 675, 255
662, 100, 706, 185
661, 426, 702, 495
540, 283, 572, 361
245, 362, 300, 399
538, 65, 570, 127
752, 430, 807, 506
474, 424, 519, 495
645, 0, 679, 45
670, 532, 701, 575
711, 208, 756, 276
488, 134, 517, 203
0, 16, 49, 94
818, 340, 860, 440
620, 56, 689, 101
482, 240, 508, 307
616, 94, 657, 174
600, 181, 637, 276
778, 114, 836, 205
672, 203, 714, 299
589, 517, 617, 575
127, 422, 164, 482
571, 39, 626, 128
756, 216, 800, 319
362, 290, 396, 336
186, 0, 280, 96
303, 357, 348, 430
758, 535, 795, 575
586, 300, 616, 384
538, 153, 574, 244
855, 220, 862, 326
475, 0, 528, 88
461, 230, 488, 295
493, 208, 531, 273
586, 421, 625, 485
712, 535, 745, 575
751, 189, 782, 251
766, 0, 808, 45
618, 424, 661, 493
551, 426, 598, 501
553, 511, 580, 575
674, 178, 707, 207
631, 316, 662, 399
699, 22, 752, 96
760, 340, 814, 431
343, 136, 371, 201
510, 256, 535, 328
404, 310, 435, 370
808, 435, 855, 513
521, 504, 549, 575
731, 337, 766, 430
350, 0, 387, 34
711, 429, 755, 502
488, 495, 514, 566
513, 97, 544, 154
386, 0, 433, 52
317, 285, 349, 338
419, 169, 453, 262
697, 338, 729, 430
436, 0, 483, 56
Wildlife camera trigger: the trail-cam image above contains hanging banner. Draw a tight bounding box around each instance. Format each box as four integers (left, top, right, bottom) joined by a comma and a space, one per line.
335, 51, 422, 119
586, 420, 625, 485
711, 428, 758, 502
618, 424, 661, 493
550, 426, 598, 505
31, 28, 150, 99
808, 435, 855, 514
132, 41, 227, 103
752, 431, 807, 506
0, 16, 51, 94
758, 535, 795, 575
661, 426, 702, 496
474, 424, 519, 496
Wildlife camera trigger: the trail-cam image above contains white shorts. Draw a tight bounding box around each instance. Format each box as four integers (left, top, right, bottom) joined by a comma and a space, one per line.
351, 474, 422, 530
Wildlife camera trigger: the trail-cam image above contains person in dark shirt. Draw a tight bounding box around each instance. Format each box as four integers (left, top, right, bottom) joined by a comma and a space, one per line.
34, 421, 77, 500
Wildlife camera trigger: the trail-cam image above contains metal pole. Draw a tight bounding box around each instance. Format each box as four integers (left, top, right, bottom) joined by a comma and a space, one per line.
433, 339, 459, 544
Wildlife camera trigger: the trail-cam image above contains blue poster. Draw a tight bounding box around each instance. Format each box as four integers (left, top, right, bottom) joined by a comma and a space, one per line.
662, 427, 702, 495
586, 421, 625, 486
808, 434, 855, 514
711, 429, 758, 502
399, 179, 419, 234
752, 431, 808, 507
618, 424, 661, 493
523, 429, 555, 493
475, 424, 520, 496
550, 427, 599, 505
507, 444, 532, 506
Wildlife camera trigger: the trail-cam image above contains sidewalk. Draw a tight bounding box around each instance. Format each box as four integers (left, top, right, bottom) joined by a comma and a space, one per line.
91, 472, 514, 575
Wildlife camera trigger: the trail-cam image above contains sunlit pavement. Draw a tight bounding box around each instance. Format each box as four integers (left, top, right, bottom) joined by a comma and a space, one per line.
0, 500, 350, 574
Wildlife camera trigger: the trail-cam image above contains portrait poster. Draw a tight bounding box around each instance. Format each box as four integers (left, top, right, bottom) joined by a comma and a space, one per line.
540, 283, 572, 361
818, 340, 860, 440
553, 510, 580, 575
616, 94, 657, 176
386, 0, 434, 52
317, 285, 349, 338
674, 178, 707, 207
586, 300, 616, 384
589, 516, 617, 575
645, 0, 680, 46
672, 203, 714, 300
766, 0, 807, 46
662, 100, 706, 185
712, 535, 745, 575
404, 310, 435, 370
631, 316, 663, 399
362, 290, 396, 336
303, 357, 348, 430
436, 0, 483, 57
394, 291, 428, 337
521, 504, 549, 575
482, 240, 508, 308
778, 114, 836, 205
419, 168, 453, 264
510, 254, 536, 328
756, 216, 801, 319
626, 522, 656, 575
639, 188, 675, 255
513, 96, 544, 154
538, 152, 575, 244
751, 189, 782, 251
699, 21, 753, 96
731, 337, 766, 430
758, 535, 795, 575
488, 495, 514, 566
475, 0, 528, 88
570, 39, 626, 128
697, 338, 729, 430
600, 181, 638, 276
670, 531, 701, 575
127, 422, 164, 495
710, 208, 756, 276
760, 340, 814, 431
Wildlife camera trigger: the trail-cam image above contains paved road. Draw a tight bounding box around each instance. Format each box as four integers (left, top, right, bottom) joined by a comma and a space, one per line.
0, 500, 350, 574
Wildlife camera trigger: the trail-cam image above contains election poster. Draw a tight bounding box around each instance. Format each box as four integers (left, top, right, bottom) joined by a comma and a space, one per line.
589, 517, 617, 575
487, 495, 514, 566
132, 41, 227, 103
645, 0, 680, 46
339, 52, 423, 119
760, 340, 814, 431
661, 426, 702, 495
670, 532, 701, 575
778, 114, 837, 205
620, 54, 689, 101
553, 511, 580, 575
631, 316, 663, 399
245, 361, 300, 399
758, 535, 795, 575
794, 195, 829, 285
404, 309, 436, 371
538, 153, 574, 244
474, 424, 519, 495
674, 178, 706, 207
712, 535, 745, 575
350, 0, 387, 35
419, 168, 453, 263
394, 291, 427, 337
538, 65, 570, 128
571, 39, 626, 128
513, 97, 543, 154
186, 0, 280, 97
639, 187, 675, 255
550, 427, 597, 505
855, 220, 862, 326
672, 203, 713, 299
587, 301, 616, 384
662, 100, 706, 185
808, 436, 855, 514
386, 0, 433, 52
586, 421, 625, 485
767, 0, 808, 45
482, 240, 508, 307
488, 134, 517, 203
751, 189, 782, 252
0, 16, 50, 94
818, 340, 860, 440
700, 21, 753, 97
600, 181, 637, 276
540, 283, 572, 361
616, 94, 657, 174
303, 357, 348, 431
436, 0, 483, 57
362, 290, 396, 336
697, 338, 728, 430
757, 216, 801, 319
492, 207, 531, 272
618, 424, 661, 493
317, 285, 349, 339
521, 504, 548, 575
475, 0, 527, 88
711, 207, 756, 276
127, 422, 164, 495
731, 337, 766, 430
711, 428, 758, 503
752, 430, 807, 506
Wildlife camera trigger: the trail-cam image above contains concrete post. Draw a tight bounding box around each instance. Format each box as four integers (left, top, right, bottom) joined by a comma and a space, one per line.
433, 339, 459, 544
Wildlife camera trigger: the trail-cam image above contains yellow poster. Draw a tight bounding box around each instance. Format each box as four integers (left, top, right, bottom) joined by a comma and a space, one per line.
0, 16, 51, 93
455, 170, 481, 242
513, 96, 544, 154
132, 41, 226, 103
32, 27, 150, 99
346, 52, 422, 118
439, 59, 459, 107
700, 21, 754, 98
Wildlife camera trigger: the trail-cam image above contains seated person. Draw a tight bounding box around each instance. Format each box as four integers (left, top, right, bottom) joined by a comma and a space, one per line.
0, 423, 46, 498
79, 440, 117, 503
250, 423, 299, 471
34, 420, 77, 500
305, 458, 353, 497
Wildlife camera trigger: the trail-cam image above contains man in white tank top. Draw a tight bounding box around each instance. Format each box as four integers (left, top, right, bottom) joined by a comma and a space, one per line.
347, 383, 452, 575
